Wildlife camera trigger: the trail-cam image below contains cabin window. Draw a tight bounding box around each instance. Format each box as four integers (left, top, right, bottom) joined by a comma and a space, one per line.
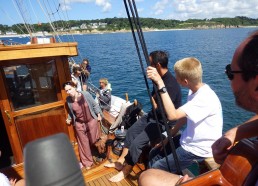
3, 60, 58, 111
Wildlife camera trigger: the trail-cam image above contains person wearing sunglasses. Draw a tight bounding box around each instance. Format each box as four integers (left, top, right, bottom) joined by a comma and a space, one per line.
107, 50, 182, 183
212, 30, 258, 165
138, 30, 258, 186
63, 81, 103, 170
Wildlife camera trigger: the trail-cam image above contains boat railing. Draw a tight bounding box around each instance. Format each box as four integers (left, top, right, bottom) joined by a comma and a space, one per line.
0, 39, 22, 46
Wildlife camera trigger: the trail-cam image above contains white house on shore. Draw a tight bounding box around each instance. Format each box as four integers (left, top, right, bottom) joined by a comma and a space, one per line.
6, 31, 18, 35
80, 22, 107, 30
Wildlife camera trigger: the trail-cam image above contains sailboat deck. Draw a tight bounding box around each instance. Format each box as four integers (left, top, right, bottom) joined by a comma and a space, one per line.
83, 159, 145, 186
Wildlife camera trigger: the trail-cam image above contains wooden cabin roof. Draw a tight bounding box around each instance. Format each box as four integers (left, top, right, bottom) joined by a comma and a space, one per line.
0, 42, 78, 61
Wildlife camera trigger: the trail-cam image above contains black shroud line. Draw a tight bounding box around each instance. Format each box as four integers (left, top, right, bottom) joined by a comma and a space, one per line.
123, 0, 182, 175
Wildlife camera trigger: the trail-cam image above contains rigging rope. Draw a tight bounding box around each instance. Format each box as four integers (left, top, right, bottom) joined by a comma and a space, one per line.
12, 0, 34, 37
62, 0, 83, 63
123, 0, 182, 175
0, 6, 30, 39
28, 0, 40, 25
45, 0, 61, 36
43, 0, 78, 64
49, 3, 61, 15
37, 0, 62, 42
53, 1, 72, 40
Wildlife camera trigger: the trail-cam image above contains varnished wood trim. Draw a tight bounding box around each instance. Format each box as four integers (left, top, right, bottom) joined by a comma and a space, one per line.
0, 68, 23, 163
0, 42, 77, 51
55, 57, 64, 100
181, 169, 231, 186
0, 42, 78, 61
12, 101, 65, 117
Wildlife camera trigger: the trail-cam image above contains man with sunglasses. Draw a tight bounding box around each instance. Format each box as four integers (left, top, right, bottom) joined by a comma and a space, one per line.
138, 30, 258, 186
107, 50, 182, 182
212, 30, 258, 165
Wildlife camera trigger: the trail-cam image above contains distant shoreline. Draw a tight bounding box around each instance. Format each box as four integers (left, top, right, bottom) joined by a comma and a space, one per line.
1, 26, 258, 38
0, 29, 189, 38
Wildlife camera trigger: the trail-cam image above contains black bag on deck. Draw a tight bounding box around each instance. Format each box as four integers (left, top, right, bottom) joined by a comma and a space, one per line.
120, 101, 143, 129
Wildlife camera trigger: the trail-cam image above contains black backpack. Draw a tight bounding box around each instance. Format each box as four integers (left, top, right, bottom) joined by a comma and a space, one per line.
120, 101, 143, 129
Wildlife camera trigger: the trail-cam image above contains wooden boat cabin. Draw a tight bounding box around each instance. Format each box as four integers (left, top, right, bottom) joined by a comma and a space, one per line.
0, 38, 78, 167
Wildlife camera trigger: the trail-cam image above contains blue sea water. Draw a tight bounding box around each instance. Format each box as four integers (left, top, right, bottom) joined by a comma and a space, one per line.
4, 27, 258, 132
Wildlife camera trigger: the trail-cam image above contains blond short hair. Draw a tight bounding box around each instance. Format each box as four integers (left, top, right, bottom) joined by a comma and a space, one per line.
174, 57, 202, 84
99, 78, 108, 85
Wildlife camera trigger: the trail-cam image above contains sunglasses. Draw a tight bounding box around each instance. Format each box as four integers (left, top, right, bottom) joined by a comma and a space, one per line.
225, 64, 243, 80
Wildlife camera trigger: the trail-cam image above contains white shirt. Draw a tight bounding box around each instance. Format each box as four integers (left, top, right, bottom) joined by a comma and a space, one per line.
71, 74, 82, 91
0, 173, 10, 186
179, 84, 223, 157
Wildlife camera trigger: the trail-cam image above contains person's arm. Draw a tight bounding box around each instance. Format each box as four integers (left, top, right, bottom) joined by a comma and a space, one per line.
65, 97, 73, 125
169, 117, 187, 136
156, 117, 186, 149
151, 96, 157, 109
84, 91, 103, 119
71, 74, 78, 86
212, 114, 258, 164
147, 66, 186, 121
234, 114, 258, 140
97, 113, 102, 121
82, 84, 87, 91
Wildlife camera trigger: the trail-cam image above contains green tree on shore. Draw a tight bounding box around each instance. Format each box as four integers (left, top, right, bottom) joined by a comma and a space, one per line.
1, 16, 258, 35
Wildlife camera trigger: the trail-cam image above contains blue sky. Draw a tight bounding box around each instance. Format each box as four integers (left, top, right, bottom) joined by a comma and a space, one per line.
1, 0, 258, 26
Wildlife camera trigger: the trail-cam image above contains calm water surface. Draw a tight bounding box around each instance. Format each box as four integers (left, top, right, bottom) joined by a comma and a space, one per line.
6, 27, 258, 132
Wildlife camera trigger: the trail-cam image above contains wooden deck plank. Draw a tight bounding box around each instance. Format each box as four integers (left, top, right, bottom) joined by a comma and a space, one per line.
87, 181, 95, 186
109, 172, 131, 186
105, 173, 118, 186
97, 176, 107, 186
103, 173, 112, 185
84, 164, 143, 186
109, 173, 128, 186
83, 159, 119, 181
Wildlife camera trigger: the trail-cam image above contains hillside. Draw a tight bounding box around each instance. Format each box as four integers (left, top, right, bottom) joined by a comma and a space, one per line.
1, 16, 258, 35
